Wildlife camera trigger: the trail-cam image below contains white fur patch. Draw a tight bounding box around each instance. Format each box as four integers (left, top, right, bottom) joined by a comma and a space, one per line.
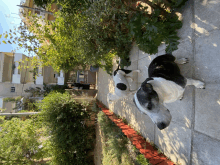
148, 77, 185, 103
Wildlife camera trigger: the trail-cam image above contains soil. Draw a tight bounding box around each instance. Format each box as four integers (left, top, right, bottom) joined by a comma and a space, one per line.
94, 122, 103, 165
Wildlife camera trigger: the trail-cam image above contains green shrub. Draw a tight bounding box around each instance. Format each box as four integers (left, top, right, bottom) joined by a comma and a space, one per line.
43, 83, 69, 96
92, 102, 100, 113
129, 3, 182, 55
0, 116, 48, 164
3, 96, 21, 102
38, 92, 93, 165
22, 98, 39, 112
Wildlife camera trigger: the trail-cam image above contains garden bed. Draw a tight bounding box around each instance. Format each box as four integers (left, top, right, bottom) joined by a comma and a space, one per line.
96, 101, 175, 165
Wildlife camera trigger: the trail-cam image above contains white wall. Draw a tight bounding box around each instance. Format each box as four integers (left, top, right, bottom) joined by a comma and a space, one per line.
12, 53, 22, 84
57, 70, 64, 85
0, 53, 4, 83
36, 66, 43, 85
36, 76, 43, 85
0, 97, 3, 108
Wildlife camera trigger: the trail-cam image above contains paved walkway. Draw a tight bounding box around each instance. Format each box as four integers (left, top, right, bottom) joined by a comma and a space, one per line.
97, 0, 220, 164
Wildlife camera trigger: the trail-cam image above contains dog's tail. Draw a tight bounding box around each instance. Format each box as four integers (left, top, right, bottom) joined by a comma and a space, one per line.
116, 58, 121, 71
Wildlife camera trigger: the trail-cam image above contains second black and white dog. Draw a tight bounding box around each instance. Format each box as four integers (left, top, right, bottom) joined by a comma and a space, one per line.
107, 66, 140, 104
133, 54, 205, 130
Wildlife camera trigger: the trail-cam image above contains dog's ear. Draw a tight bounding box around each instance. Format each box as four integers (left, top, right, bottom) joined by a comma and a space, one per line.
142, 78, 154, 84
141, 83, 153, 92
141, 78, 154, 92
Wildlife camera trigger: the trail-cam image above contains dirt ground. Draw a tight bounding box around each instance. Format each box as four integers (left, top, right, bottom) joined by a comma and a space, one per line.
94, 122, 103, 165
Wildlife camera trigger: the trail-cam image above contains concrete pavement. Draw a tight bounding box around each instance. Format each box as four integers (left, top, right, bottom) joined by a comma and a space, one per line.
97, 0, 220, 164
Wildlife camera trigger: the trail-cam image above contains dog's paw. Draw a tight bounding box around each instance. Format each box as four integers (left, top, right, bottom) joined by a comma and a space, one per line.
134, 70, 141, 73
195, 81, 205, 89
175, 58, 189, 64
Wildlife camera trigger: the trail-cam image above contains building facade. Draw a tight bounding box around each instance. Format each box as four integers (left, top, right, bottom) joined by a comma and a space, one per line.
0, 52, 64, 112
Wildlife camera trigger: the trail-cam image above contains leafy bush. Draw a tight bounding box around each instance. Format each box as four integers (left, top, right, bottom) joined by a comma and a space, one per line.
43, 83, 69, 96
3, 96, 21, 103
22, 98, 39, 112
128, 2, 182, 54
0, 116, 48, 164
37, 92, 94, 165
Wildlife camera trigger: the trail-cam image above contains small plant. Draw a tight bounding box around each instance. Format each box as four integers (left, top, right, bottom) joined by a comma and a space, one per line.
3, 97, 16, 102
0, 108, 6, 113
92, 102, 100, 113
136, 154, 150, 165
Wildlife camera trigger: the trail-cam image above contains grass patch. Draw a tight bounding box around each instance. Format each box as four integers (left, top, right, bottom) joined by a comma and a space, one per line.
98, 111, 134, 165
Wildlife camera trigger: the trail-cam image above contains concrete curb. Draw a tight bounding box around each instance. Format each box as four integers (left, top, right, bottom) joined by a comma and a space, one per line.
96, 101, 175, 165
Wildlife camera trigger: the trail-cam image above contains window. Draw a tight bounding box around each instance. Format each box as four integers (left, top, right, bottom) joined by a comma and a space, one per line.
12, 62, 16, 74
11, 87, 15, 93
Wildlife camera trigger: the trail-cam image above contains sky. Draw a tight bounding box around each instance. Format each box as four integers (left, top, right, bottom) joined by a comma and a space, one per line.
0, 0, 29, 55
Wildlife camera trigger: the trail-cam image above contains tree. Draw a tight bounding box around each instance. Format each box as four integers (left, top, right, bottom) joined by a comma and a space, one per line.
33, 0, 52, 9
1, 0, 188, 75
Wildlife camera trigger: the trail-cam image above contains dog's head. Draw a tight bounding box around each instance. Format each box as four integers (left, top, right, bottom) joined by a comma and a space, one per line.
133, 79, 172, 130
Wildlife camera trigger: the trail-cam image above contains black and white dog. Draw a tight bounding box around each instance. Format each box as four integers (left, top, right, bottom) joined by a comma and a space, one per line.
133, 54, 205, 130
107, 66, 140, 103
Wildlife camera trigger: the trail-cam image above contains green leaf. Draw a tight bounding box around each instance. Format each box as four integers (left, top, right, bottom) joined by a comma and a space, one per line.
4, 34, 8, 38
2, 40, 6, 44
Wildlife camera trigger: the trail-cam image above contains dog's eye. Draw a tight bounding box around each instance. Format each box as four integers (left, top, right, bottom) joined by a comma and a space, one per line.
147, 102, 153, 110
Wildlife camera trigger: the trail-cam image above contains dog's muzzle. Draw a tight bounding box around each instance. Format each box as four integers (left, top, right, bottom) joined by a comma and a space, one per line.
133, 93, 172, 130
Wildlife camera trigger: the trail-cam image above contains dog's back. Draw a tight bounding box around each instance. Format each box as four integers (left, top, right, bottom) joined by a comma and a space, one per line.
148, 54, 187, 88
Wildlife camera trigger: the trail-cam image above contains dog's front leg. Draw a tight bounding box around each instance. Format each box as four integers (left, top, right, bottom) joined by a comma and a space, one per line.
186, 78, 205, 89
175, 58, 189, 64
132, 70, 141, 73
129, 90, 138, 95
125, 76, 134, 82
125, 70, 141, 82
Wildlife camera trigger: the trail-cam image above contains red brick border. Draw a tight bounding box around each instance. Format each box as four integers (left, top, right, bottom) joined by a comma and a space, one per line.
96, 101, 175, 165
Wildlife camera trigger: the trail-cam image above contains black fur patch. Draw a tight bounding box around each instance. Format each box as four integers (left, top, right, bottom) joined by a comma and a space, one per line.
119, 69, 132, 74
116, 83, 127, 90
113, 69, 132, 76
157, 122, 167, 130
148, 54, 187, 88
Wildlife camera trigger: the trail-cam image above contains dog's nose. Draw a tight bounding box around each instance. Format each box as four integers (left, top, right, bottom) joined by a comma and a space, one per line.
157, 122, 167, 130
